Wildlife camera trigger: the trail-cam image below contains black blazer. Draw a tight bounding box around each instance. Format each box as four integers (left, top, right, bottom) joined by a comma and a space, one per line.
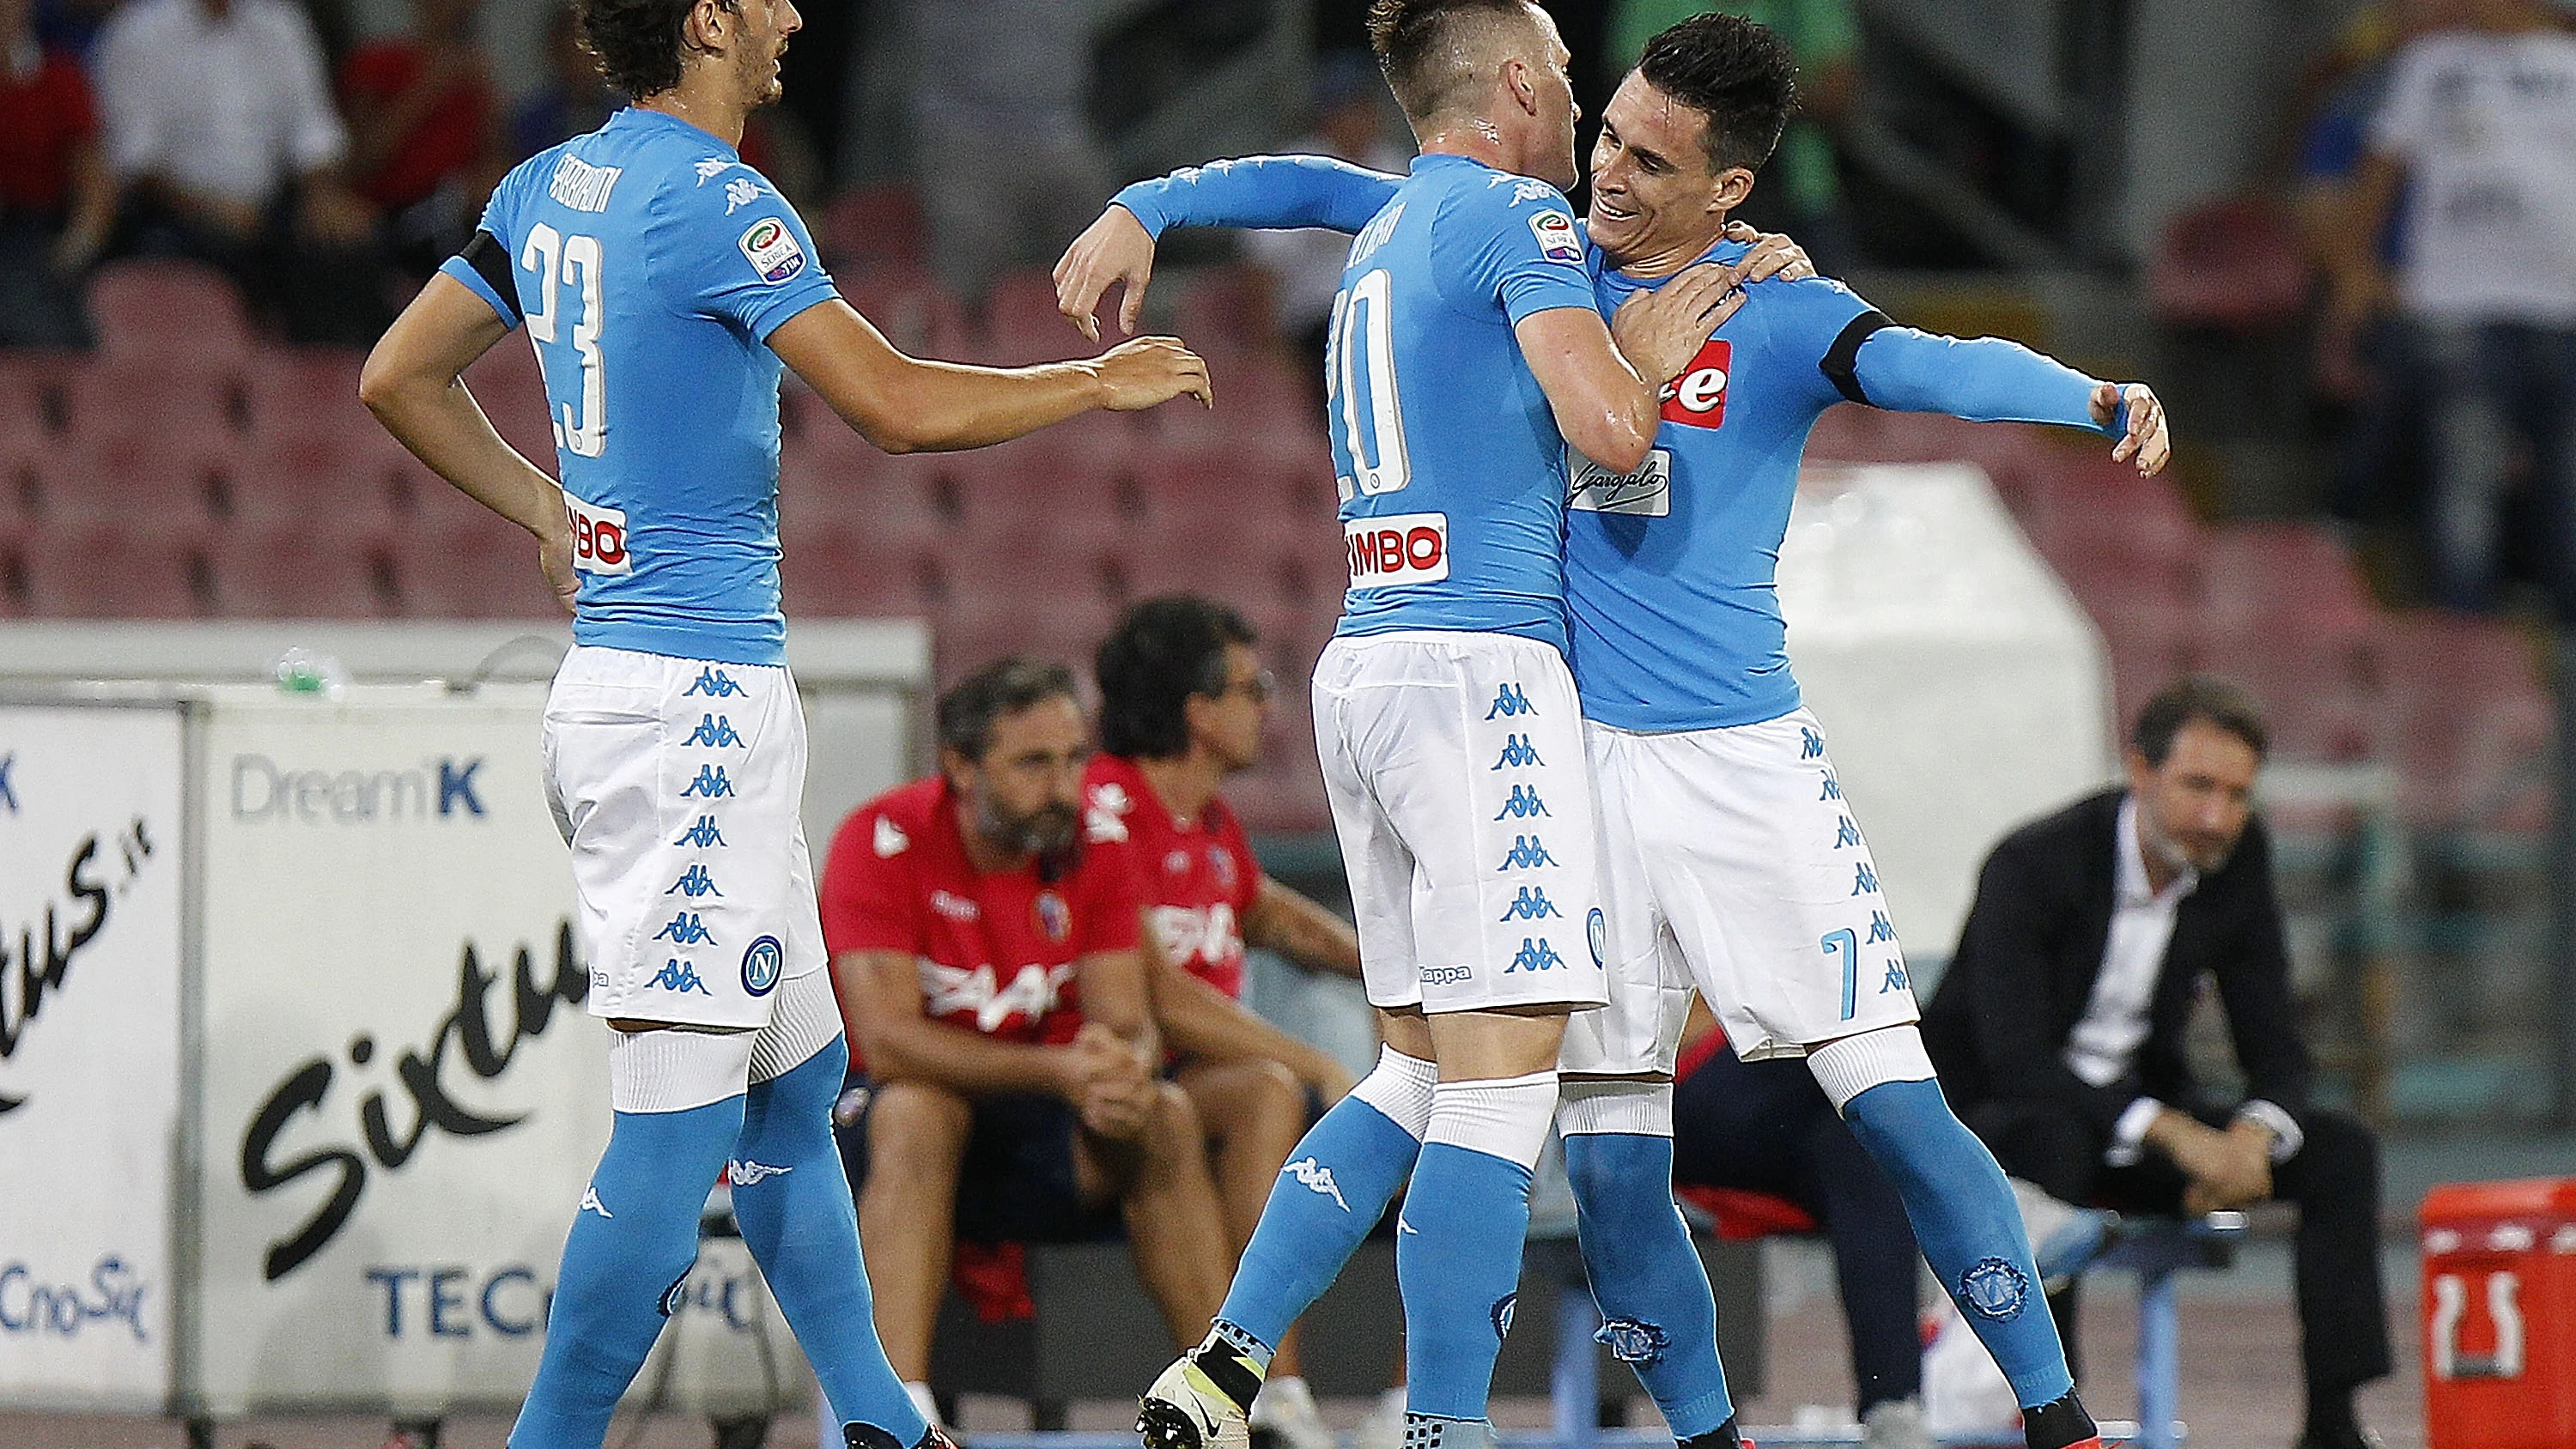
1921, 789, 2312, 1137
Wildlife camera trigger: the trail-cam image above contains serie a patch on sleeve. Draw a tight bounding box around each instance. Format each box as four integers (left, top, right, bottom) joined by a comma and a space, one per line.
738, 216, 807, 283
1528, 209, 1584, 264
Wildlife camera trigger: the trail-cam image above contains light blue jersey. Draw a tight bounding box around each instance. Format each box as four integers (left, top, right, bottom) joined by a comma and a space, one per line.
1115, 155, 2115, 729
1309, 153, 1599, 649
441, 107, 838, 665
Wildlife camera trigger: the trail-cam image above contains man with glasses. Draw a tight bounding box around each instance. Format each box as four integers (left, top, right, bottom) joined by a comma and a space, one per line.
1087, 597, 1370, 1449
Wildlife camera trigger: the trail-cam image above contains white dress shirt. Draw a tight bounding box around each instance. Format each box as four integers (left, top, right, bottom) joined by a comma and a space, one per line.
2070, 797, 2303, 1167
93, 0, 347, 207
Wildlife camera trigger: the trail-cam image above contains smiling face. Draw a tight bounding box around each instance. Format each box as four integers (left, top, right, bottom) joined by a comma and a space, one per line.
1587, 70, 1753, 274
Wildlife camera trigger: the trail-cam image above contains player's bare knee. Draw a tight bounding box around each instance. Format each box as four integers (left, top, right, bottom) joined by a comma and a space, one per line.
866, 1079, 972, 1170
1141, 1081, 1206, 1161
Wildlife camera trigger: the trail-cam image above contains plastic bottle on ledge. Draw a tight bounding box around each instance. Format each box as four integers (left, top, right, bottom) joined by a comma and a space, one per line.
272, 647, 351, 700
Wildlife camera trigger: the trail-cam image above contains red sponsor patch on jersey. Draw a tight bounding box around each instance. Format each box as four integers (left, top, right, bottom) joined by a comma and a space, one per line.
1656, 337, 1731, 428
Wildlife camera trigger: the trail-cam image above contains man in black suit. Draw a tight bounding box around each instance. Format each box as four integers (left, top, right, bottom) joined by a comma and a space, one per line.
1922, 676, 2391, 1449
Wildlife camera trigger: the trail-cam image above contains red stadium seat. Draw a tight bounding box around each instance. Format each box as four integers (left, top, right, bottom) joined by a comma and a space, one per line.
461, 343, 558, 462
980, 270, 1096, 367
240, 349, 374, 445
35, 430, 235, 531
838, 262, 969, 360
395, 512, 568, 617
86, 261, 252, 364
210, 521, 399, 617
230, 429, 416, 531
818, 186, 928, 276
2379, 612, 2554, 830
2198, 521, 2376, 634
21, 524, 210, 617
2148, 196, 2310, 334
781, 520, 941, 617
932, 590, 1124, 688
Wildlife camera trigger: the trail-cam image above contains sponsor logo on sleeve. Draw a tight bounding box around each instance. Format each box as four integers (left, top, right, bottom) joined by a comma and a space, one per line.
1345, 511, 1450, 590
1567, 446, 1671, 516
562, 490, 632, 574
1528, 209, 1583, 264
737, 217, 806, 283
1656, 337, 1731, 427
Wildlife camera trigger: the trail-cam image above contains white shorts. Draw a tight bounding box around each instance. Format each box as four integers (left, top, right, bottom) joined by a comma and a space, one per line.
1313, 630, 1607, 1016
542, 646, 829, 1031
1561, 708, 1920, 1074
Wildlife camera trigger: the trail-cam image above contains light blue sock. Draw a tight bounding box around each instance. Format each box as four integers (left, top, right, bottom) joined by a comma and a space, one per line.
1841, 1078, 2074, 1409
731, 1036, 927, 1446
1399, 1142, 1534, 1422
1564, 1133, 1734, 1437
509, 1094, 744, 1449
1215, 1094, 1422, 1351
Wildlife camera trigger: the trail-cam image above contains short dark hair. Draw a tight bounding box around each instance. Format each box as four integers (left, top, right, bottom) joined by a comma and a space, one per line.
2132, 676, 2269, 767
1367, 0, 1535, 120
1635, 12, 1800, 174
1095, 596, 1261, 760
574, 0, 730, 100
938, 658, 1081, 763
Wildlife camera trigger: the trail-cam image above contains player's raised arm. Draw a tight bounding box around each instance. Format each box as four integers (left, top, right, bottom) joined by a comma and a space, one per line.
1055, 155, 1405, 339
360, 270, 578, 612
1828, 306, 2172, 475
766, 301, 1211, 454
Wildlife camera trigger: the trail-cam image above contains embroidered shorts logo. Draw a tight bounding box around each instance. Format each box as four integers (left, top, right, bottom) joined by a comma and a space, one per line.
1587, 906, 1607, 967
737, 217, 806, 283
1419, 964, 1473, 986
652, 958, 711, 995
1345, 512, 1449, 590
740, 935, 783, 997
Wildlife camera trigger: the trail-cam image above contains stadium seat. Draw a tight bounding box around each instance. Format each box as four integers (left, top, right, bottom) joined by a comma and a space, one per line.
2148, 196, 2310, 334
781, 520, 940, 617
240, 349, 374, 445
210, 520, 399, 617
36, 429, 235, 531
461, 343, 558, 462
395, 512, 569, 617
85, 260, 253, 363
64, 356, 244, 446
932, 590, 1123, 687
817, 185, 928, 276
21, 525, 210, 617
2197, 521, 2376, 634
980, 269, 1096, 367
2379, 613, 2554, 830
230, 429, 416, 532
838, 262, 969, 360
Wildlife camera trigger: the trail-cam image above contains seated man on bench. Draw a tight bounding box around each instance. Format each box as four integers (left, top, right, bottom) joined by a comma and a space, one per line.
1922, 676, 2391, 1449
823, 657, 1235, 1433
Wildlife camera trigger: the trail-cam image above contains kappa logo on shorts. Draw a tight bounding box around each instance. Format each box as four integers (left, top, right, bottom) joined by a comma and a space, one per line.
741, 935, 783, 997
668, 864, 722, 898
1499, 886, 1562, 921
1868, 910, 1896, 943
1851, 864, 1880, 896
685, 714, 742, 748
738, 216, 807, 283
1883, 958, 1910, 994
1491, 733, 1544, 769
1420, 964, 1473, 985
652, 958, 711, 994
1498, 834, 1558, 870
685, 668, 744, 698
1834, 816, 1862, 848
1505, 937, 1566, 973
1485, 683, 1537, 719
675, 815, 728, 848
1494, 785, 1551, 820
681, 765, 734, 798
1820, 771, 1843, 802
1800, 727, 1826, 760
654, 912, 717, 946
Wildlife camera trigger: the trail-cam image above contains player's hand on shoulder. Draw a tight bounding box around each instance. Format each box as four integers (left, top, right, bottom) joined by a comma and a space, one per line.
1084, 334, 1213, 411
1055, 204, 1157, 342
1722, 221, 1816, 284
1611, 263, 1746, 384
2093, 380, 2170, 476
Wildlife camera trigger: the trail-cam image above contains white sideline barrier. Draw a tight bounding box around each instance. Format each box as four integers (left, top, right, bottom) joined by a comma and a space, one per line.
0, 664, 921, 1421
1779, 463, 2117, 967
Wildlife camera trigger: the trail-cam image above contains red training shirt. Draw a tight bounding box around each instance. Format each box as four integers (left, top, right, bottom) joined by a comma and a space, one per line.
1083, 755, 1259, 999
0, 51, 97, 215
820, 776, 1141, 1058
339, 42, 493, 210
